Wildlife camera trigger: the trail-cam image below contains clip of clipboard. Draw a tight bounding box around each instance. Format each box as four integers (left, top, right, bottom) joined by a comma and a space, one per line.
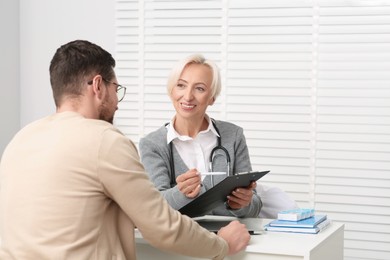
178, 170, 270, 218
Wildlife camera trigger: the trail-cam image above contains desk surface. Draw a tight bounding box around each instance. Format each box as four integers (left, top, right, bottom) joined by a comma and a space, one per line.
135, 218, 345, 260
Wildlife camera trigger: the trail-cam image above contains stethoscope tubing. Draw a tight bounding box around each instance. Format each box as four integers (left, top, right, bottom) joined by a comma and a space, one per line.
168, 119, 231, 186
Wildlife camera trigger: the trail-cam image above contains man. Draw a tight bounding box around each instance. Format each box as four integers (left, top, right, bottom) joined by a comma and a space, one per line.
0, 40, 250, 259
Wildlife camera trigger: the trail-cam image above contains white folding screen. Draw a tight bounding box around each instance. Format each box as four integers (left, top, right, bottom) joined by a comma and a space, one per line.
114, 1, 390, 259
314, 2, 390, 259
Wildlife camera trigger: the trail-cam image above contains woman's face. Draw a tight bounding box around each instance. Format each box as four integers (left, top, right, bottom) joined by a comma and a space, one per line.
170, 63, 214, 122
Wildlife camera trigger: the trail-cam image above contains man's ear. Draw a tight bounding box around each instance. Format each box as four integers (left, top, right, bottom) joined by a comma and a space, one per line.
91, 76, 104, 100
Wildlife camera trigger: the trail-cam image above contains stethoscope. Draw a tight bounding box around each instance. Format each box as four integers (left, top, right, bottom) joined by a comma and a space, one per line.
168, 119, 231, 186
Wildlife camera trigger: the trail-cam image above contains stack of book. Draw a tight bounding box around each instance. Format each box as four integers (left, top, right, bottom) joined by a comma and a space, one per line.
264, 209, 331, 234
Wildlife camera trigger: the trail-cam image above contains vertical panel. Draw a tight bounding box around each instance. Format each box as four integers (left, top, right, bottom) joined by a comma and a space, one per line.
227, 0, 314, 205
115, 0, 141, 141
316, 1, 390, 259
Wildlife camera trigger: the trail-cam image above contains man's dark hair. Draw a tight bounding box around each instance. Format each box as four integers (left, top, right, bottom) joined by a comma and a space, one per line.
49, 40, 116, 107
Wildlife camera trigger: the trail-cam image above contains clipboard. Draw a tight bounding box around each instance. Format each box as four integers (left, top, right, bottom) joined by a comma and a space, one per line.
178, 170, 270, 218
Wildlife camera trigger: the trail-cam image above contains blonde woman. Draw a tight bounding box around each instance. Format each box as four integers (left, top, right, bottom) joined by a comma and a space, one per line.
139, 54, 261, 217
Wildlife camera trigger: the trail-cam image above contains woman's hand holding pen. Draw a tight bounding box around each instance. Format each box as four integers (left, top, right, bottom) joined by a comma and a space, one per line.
226, 181, 257, 209
176, 169, 202, 198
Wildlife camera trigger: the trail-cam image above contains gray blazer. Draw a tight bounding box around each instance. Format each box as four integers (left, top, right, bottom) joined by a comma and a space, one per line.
139, 119, 262, 217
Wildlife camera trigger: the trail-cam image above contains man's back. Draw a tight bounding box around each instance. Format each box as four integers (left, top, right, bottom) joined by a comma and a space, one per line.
0, 111, 136, 259
0, 111, 233, 260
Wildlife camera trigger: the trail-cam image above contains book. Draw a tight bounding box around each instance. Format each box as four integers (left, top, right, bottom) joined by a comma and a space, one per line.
264, 218, 331, 234
270, 215, 327, 228
277, 208, 315, 221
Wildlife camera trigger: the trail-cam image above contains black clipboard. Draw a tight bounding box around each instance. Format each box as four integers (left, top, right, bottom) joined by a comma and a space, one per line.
178, 170, 270, 218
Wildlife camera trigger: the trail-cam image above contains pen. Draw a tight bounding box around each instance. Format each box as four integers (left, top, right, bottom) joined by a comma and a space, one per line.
200, 172, 226, 176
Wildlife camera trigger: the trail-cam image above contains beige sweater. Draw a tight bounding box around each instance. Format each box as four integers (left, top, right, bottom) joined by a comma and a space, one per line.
0, 111, 228, 259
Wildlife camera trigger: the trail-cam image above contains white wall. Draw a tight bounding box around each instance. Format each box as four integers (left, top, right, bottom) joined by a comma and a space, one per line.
0, 0, 20, 156
0, 0, 116, 154
19, 0, 116, 127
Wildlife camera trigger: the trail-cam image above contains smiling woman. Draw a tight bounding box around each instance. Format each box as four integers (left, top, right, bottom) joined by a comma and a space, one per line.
139, 54, 263, 218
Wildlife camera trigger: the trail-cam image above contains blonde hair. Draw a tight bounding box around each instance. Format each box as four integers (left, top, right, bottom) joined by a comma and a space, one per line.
167, 54, 221, 101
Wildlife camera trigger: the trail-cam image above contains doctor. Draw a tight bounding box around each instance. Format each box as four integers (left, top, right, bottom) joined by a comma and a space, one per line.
139, 54, 262, 217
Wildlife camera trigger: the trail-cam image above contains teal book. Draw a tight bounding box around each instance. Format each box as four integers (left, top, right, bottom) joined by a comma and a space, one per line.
277, 208, 315, 221
264, 218, 331, 234
269, 215, 327, 228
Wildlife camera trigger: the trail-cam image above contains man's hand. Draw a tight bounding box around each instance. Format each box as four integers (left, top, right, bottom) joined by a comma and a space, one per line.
176, 169, 202, 198
226, 181, 257, 209
217, 220, 250, 255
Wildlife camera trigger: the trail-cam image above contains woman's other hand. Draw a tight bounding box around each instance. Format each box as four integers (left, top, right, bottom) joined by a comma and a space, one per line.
226, 181, 257, 209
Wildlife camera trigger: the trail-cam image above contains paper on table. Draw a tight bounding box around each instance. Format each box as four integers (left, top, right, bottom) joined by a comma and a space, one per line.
192, 215, 238, 222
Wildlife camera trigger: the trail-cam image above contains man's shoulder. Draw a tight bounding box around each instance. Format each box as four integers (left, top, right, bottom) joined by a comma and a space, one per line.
52, 112, 124, 139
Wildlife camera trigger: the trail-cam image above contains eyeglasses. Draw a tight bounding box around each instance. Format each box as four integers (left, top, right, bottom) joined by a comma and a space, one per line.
87, 78, 127, 102
102, 78, 127, 102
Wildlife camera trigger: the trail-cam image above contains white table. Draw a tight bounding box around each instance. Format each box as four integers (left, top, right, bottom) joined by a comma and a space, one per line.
135, 219, 344, 260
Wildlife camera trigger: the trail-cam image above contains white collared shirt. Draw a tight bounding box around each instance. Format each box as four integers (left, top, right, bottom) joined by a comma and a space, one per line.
167, 115, 219, 175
